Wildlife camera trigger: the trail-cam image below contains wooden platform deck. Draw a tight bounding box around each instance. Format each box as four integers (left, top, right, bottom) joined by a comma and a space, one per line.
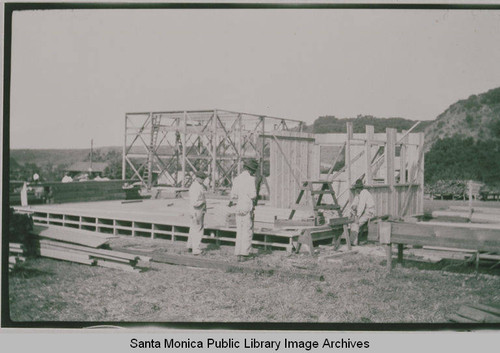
14, 198, 319, 252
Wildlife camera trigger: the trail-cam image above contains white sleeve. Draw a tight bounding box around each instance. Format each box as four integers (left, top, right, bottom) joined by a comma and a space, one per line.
248, 176, 257, 200
357, 191, 367, 217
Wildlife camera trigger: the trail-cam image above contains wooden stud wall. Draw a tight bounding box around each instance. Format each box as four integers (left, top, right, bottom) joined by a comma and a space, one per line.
315, 125, 424, 218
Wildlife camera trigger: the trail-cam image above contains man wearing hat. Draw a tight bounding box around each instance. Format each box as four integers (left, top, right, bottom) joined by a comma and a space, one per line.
186, 170, 208, 255
229, 159, 258, 261
350, 179, 375, 246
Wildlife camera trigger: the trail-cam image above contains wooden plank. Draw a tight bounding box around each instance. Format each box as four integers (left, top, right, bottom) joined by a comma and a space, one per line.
114, 249, 325, 281
469, 303, 500, 317
41, 244, 135, 265
39, 248, 96, 265
95, 259, 141, 273
449, 206, 500, 215
392, 222, 500, 244
319, 250, 358, 261
386, 128, 396, 216
274, 219, 315, 228
457, 305, 500, 323
31, 225, 112, 248
38, 239, 149, 262
447, 313, 478, 323
365, 125, 374, 185
422, 221, 500, 230
432, 210, 500, 224
379, 222, 392, 244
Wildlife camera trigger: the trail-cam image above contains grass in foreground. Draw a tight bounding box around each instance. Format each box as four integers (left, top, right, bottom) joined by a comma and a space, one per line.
8, 237, 500, 323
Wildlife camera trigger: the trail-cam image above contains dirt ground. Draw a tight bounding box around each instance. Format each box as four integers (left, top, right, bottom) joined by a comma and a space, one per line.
8, 230, 500, 324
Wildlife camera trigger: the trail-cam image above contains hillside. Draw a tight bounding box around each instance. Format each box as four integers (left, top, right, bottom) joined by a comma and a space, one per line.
424, 87, 500, 148
305, 115, 432, 135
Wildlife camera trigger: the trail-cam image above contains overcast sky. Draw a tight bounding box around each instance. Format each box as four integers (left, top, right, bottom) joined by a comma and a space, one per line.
9, 8, 500, 149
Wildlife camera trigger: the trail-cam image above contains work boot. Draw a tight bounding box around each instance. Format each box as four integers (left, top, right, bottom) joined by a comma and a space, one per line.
350, 231, 359, 246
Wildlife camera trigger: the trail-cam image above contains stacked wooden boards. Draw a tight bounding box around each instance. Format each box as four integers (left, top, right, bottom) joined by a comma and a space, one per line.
448, 303, 500, 323
31, 225, 151, 272
9, 243, 26, 271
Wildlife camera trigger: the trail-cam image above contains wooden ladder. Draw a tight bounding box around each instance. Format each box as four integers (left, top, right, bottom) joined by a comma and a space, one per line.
289, 180, 352, 253
288, 180, 342, 225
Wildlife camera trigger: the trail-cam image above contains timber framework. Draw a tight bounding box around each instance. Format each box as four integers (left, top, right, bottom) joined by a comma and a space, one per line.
122, 109, 304, 191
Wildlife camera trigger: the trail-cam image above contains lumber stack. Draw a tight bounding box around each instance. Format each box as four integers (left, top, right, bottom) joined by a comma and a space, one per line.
448, 303, 500, 323
31, 225, 151, 272
9, 242, 26, 271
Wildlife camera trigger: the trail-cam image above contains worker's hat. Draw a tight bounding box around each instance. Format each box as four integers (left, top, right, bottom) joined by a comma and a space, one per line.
243, 159, 259, 172
195, 171, 207, 179
351, 179, 364, 190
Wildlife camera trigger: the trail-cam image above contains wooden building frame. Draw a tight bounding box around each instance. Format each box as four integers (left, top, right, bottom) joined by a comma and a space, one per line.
122, 109, 304, 191
316, 123, 424, 218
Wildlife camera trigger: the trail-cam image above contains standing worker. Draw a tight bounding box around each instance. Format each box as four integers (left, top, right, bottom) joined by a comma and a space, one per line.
229, 159, 258, 262
186, 171, 208, 255
349, 179, 375, 246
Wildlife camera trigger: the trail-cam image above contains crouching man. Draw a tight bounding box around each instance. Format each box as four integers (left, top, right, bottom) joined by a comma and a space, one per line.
187, 171, 207, 255
350, 179, 375, 246
229, 159, 258, 262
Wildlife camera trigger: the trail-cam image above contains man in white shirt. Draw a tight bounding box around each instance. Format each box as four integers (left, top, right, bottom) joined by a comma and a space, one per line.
229, 159, 258, 262
186, 171, 207, 255
350, 179, 375, 246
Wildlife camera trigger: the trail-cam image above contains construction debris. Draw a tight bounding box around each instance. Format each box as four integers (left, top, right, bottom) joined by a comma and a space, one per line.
113, 247, 325, 281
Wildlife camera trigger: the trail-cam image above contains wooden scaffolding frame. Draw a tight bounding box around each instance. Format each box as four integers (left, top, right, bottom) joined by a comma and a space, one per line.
316, 122, 425, 218
123, 109, 304, 191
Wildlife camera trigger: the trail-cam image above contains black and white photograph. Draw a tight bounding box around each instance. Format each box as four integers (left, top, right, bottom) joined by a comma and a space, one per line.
3, 1, 500, 340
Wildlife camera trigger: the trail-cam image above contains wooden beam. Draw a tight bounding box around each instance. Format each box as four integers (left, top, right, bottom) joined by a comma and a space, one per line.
39, 248, 96, 265
400, 133, 425, 217
365, 125, 374, 185
346, 122, 353, 191
114, 248, 325, 281
38, 239, 150, 262
400, 130, 408, 184
391, 222, 500, 253
31, 225, 112, 248
386, 128, 396, 216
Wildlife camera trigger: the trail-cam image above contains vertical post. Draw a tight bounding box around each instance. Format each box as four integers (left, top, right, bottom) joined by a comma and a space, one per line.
212, 109, 218, 192
386, 244, 393, 272
182, 112, 187, 187
237, 114, 242, 175
365, 125, 374, 185
260, 117, 265, 175
386, 128, 396, 216
397, 244, 404, 265
346, 122, 353, 204
122, 115, 127, 180
418, 132, 425, 214
147, 113, 155, 189
400, 130, 408, 184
